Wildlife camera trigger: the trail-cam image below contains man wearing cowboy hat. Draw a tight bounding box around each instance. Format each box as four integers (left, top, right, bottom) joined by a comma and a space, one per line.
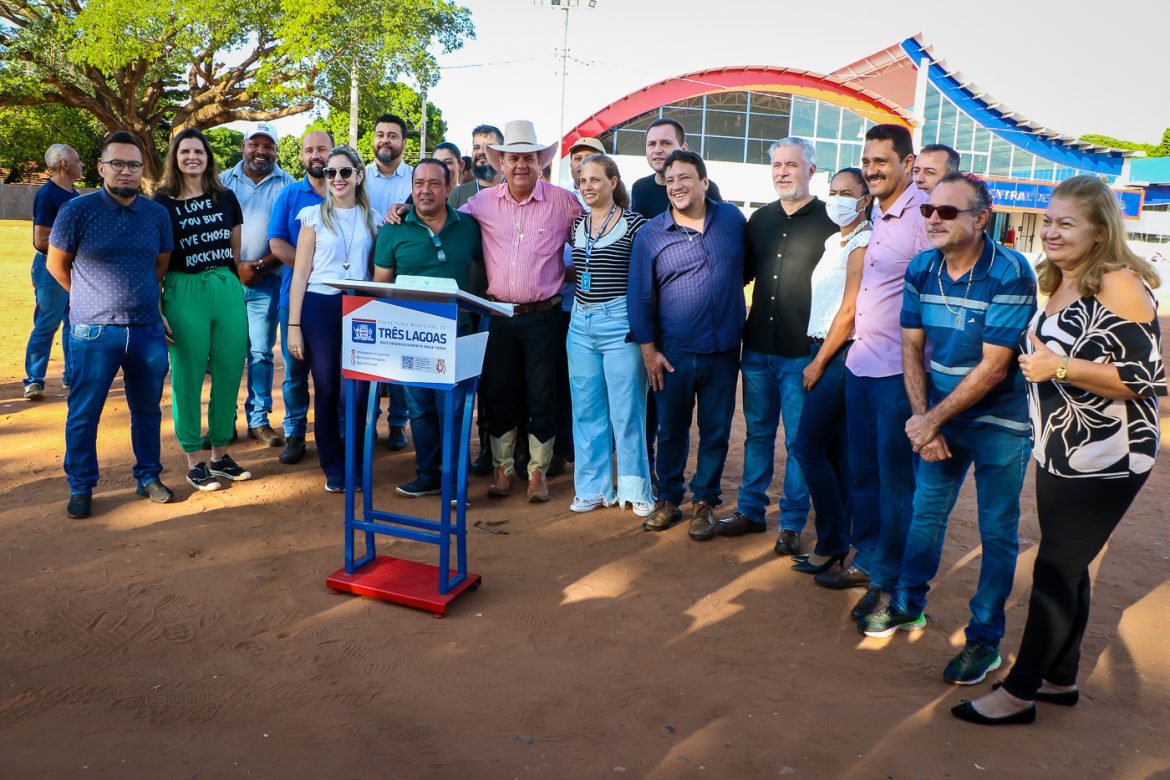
460, 120, 585, 502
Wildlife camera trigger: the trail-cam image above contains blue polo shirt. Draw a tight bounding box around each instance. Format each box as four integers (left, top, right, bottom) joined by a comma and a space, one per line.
49, 189, 173, 325
901, 233, 1037, 434
266, 177, 325, 308
628, 199, 747, 354
32, 180, 79, 242
220, 161, 294, 265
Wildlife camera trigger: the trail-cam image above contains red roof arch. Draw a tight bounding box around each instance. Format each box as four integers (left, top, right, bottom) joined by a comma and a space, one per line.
562, 65, 913, 156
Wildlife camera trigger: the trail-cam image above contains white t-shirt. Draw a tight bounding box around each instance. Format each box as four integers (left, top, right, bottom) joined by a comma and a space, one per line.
296, 204, 382, 295
807, 226, 871, 339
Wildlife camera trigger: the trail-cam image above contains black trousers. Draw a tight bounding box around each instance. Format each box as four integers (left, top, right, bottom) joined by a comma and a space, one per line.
1002, 467, 1148, 699
480, 307, 561, 442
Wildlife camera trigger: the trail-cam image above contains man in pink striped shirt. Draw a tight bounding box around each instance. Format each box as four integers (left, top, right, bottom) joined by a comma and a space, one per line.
460, 120, 583, 502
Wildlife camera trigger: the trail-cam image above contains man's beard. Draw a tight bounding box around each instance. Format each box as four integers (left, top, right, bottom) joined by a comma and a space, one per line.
307, 162, 325, 179
375, 148, 399, 166
245, 157, 275, 176
106, 185, 138, 198
472, 162, 496, 181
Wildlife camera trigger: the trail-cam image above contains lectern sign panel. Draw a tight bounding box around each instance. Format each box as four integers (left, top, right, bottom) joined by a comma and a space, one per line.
342, 296, 458, 386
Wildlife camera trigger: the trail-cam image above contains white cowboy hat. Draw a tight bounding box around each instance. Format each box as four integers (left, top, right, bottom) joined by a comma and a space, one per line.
486, 120, 559, 171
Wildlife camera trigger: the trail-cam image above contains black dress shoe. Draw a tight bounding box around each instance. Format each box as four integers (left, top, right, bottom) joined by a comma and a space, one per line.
279, 435, 306, 465
715, 511, 767, 537
951, 700, 1036, 725
792, 553, 846, 575
849, 586, 883, 621
773, 529, 801, 556
66, 493, 92, 519
992, 682, 1079, 706
814, 563, 870, 590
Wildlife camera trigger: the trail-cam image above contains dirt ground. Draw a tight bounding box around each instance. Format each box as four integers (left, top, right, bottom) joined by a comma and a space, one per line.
2, 218, 1169, 780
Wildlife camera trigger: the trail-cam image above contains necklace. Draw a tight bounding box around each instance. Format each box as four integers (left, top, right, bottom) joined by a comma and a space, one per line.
841, 219, 871, 246
937, 255, 975, 323
337, 207, 360, 272
584, 204, 618, 265
511, 200, 525, 242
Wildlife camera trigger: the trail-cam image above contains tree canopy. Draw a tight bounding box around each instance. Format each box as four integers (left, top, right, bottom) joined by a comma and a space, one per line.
0, 0, 474, 177
1081, 129, 1170, 158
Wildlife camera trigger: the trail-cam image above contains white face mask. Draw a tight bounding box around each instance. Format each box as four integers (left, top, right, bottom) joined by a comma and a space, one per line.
826, 195, 865, 227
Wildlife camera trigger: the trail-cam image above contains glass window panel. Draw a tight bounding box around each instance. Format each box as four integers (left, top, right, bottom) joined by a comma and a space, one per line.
841, 110, 865, 142
1032, 157, 1055, 182
597, 130, 615, 153
750, 93, 791, 116
791, 97, 816, 137
989, 137, 1012, 176
748, 113, 789, 141
939, 99, 958, 147
672, 96, 706, 109
1010, 148, 1034, 179
1055, 166, 1077, 181
618, 109, 660, 132
706, 91, 749, 111
960, 152, 973, 171
968, 152, 989, 176
814, 141, 839, 172
615, 130, 646, 157
837, 143, 861, 169
923, 119, 940, 146
973, 126, 991, 154
659, 107, 703, 138
924, 83, 942, 123
956, 112, 974, 151
747, 139, 774, 164
816, 102, 841, 140
705, 135, 746, 164
705, 110, 748, 138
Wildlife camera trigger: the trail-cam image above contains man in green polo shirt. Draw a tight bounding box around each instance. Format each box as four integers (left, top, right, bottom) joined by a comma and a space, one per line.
374, 158, 484, 498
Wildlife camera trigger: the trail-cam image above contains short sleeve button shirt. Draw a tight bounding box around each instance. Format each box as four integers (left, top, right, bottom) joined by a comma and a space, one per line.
221, 162, 293, 264
49, 189, 173, 325
365, 161, 415, 220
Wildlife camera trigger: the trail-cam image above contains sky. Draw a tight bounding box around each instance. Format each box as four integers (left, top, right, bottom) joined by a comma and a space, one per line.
270, 0, 1167, 152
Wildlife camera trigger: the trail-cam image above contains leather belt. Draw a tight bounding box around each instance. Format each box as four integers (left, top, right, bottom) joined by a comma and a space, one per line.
501, 295, 562, 315
809, 337, 854, 346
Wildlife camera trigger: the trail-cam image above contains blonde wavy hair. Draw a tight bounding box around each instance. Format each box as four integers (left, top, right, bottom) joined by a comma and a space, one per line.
1035, 175, 1159, 297
320, 145, 377, 239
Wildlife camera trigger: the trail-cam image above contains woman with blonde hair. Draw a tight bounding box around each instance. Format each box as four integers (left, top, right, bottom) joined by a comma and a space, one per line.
286, 145, 382, 492
954, 175, 1166, 725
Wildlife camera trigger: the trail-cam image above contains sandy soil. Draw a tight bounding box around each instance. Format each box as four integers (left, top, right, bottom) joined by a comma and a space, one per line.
1, 218, 1169, 779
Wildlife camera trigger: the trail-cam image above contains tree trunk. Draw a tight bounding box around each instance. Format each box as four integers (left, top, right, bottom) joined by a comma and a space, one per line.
348, 59, 360, 148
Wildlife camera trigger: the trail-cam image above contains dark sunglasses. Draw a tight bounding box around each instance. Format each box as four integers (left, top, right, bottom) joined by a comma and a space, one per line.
920, 204, 975, 220
431, 234, 447, 263
323, 166, 356, 180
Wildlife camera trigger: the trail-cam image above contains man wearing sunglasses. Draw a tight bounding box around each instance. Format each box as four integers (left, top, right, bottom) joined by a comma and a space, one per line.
45, 131, 176, 519
816, 124, 930, 623
860, 172, 1036, 687
373, 159, 484, 498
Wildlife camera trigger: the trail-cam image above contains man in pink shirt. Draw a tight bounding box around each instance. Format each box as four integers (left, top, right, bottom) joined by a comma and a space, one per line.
815, 124, 930, 624
460, 120, 583, 502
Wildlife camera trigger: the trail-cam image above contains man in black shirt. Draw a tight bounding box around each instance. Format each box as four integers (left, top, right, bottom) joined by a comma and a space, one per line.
630, 118, 722, 218
712, 137, 837, 554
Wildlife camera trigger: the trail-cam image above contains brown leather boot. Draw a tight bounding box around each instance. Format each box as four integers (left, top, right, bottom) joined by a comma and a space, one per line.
527, 469, 550, 502
688, 500, 718, 541
488, 466, 515, 498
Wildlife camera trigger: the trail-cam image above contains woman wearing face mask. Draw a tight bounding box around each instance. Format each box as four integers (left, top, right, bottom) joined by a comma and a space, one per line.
286, 146, 382, 492
790, 168, 872, 574
154, 128, 250, 492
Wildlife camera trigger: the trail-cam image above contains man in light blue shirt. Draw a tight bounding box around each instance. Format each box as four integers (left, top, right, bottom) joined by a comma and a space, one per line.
221, 122, 294, 449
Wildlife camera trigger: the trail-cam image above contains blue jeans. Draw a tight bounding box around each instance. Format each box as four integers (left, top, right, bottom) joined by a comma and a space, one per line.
654, 345, 739, 507
736, 349, 811, 531
845, 370, 915, 590
567, 298, 652, 506
24, 251, 72, 387
894, 424, 1029, 646
405, 383, 467, 484
384, 384, 409, 429
793, 342, 852, 557
277, 305, 311, 437
243, 273, 281, 429
64, 323, 168, 495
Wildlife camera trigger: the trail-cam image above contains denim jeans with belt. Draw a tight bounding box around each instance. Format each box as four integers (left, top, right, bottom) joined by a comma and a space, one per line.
792, 342, 852, 557
24, 251, 72, 388
736, 348, 811, 531
844, 369, 915, 590
654, 345, 739, 507
893, 423, 1029, 646
65, 322, 168, 495
566, 297, 653, 507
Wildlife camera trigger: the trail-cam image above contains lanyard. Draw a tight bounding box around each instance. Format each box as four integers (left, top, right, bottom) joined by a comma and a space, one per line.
583, 204, 618, 266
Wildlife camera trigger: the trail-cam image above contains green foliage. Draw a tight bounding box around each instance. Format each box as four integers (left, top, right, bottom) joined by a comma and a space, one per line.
0, 104, 104, 184
1081, 128, 1170, 158
205, 128, 244, 173
278, 136, 305, 178
311, 81, 448, 166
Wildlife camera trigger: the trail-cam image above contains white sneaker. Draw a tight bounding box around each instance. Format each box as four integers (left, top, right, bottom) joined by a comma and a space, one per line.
570, 496, 606, 513
632, 501, 655, 518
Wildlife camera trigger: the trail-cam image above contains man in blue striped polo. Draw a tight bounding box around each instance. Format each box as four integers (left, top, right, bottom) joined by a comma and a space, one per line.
859, 172, 1037, 687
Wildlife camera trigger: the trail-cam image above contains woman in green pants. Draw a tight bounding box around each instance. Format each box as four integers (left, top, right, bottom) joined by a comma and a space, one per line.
154, 129, 252, 491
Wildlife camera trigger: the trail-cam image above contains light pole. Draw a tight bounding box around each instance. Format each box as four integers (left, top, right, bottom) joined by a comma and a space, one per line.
535, 0, 597, 185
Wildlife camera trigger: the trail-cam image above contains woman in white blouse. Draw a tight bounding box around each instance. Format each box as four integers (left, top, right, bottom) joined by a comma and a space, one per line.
286, 146, 382, 492
791, 168, 872, 575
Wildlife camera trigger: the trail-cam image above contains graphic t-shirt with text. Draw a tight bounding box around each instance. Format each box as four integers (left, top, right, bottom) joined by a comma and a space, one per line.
154, 191, 244, 273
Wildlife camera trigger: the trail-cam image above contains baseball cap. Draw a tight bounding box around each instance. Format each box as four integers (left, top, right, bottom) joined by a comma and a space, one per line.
244, 122, 279, 144
568, 137, 606, 155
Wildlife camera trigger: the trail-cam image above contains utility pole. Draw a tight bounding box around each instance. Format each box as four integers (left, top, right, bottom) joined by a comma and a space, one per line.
535, 0, 596, 186
419, 87, 429, 160
348, 59, 360, 147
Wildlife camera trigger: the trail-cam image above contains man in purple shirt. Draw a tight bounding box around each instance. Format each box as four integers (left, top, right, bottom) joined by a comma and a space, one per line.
814, 124, 930, 624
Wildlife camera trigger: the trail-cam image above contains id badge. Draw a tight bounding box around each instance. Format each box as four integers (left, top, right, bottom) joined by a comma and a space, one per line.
580, 271, 592, 292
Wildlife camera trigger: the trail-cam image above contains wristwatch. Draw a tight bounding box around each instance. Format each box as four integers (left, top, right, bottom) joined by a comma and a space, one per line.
1055, 356, 1071, 382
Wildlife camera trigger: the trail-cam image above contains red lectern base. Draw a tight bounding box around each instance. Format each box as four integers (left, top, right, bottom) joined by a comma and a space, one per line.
326, 556, 481, 617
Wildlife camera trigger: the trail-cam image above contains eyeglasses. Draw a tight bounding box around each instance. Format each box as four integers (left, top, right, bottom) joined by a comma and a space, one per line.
101, 159, 144, 171
323, 167, 356, 180
920, 204, 975, 220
